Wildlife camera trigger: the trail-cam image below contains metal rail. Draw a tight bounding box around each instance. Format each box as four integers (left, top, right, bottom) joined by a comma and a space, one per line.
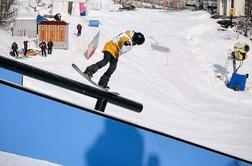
0, 55, 143, 112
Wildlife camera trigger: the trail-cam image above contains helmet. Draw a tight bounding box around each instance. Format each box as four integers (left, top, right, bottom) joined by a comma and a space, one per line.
132, 32, 145, 45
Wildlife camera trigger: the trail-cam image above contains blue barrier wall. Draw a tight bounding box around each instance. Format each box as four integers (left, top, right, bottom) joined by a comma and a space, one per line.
0, 68, 251, 166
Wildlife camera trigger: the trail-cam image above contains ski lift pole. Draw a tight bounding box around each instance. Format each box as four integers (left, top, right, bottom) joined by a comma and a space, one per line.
229, 0, 235, 27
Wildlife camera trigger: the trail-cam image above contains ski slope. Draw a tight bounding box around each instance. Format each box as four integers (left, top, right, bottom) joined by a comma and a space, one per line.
1, 0, 252, 162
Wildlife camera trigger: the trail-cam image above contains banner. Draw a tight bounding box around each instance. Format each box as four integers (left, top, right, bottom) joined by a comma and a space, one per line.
68, 2, 73, 15
84, 30, 100, 59
79, 2, 86, 16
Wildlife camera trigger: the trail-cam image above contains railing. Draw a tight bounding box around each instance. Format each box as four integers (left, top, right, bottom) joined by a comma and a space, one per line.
0, 55, 143, 113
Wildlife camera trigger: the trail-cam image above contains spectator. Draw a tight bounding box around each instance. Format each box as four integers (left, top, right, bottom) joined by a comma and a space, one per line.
11, 42, 18, 58
77, 24, 82, 36
39, 40, 47, 57
47, 39, 54, 54
23, 40, 28, 56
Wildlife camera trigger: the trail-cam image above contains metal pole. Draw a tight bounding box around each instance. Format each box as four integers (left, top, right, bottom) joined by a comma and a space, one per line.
95, 98, 108, 112
230, 0, 234, 27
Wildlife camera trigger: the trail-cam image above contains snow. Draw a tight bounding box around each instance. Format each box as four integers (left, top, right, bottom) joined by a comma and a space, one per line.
0, 151, 62, 166
15, 13, 37, 20
0, 0, 252, 163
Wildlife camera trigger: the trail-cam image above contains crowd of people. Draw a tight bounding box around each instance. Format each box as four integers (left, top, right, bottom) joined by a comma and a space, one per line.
10, 23, 85, 59
38, 39, 54, 57
11, 39, 54, 58
10, 23, 85, 58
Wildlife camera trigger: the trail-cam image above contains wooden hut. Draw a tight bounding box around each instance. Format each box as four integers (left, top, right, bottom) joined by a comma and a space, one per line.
38, 20, 69, 49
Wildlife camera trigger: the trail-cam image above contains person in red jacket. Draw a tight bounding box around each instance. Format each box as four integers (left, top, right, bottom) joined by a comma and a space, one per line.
23, 40, 28, 56
77, 24, 82, 36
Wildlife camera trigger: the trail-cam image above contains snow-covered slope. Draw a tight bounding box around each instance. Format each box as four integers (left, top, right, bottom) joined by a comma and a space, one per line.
0, 151, 62, 166
1, 0, 252, 162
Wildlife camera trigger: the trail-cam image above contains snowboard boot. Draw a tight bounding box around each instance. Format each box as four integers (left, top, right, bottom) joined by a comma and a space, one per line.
83, 69, 93, 79
98, 82, 110, 90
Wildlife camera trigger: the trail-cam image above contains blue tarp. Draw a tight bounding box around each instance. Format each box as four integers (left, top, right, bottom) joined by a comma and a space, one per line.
89, 20, 100, 27
36, 15, 47, 24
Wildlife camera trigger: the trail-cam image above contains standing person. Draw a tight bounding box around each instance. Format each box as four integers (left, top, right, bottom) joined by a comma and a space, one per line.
11, 42, 19, 58
39, 40, 47, 57
77, 24, 82, 36
23, 40, 28, 56
47, 39, 54, 54
84, 30, 145, 89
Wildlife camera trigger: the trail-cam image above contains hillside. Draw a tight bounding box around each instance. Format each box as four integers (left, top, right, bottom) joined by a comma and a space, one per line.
0, 0, 252, 162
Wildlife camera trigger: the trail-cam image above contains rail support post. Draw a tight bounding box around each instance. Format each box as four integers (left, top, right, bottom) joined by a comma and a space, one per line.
95, 98, 107, 112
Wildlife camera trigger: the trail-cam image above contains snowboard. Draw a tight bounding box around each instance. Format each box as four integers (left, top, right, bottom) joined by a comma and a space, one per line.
72, 64, 119, 95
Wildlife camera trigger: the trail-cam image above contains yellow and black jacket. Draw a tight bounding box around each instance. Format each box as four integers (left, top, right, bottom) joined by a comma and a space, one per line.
103, 30, 134, 60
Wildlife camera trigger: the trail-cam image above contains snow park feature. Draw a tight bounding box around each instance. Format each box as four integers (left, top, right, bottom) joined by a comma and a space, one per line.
0, 0, 252, 165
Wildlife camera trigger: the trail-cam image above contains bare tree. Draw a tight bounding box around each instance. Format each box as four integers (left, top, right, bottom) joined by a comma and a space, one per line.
245, 0, 252, 36
235, 0, 252, 37
0, 0, 17, 25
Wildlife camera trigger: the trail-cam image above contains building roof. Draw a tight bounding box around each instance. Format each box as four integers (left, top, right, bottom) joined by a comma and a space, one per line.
15, 14, 37, 21
39, 20, 69, 25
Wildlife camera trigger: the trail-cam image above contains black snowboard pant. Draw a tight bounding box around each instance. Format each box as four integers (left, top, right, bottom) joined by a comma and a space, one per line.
24, 48, 27, 56
41, 49, 46, 57
12, 50, 18, 57
85, 51, 117, 86
48, 48, 52, 54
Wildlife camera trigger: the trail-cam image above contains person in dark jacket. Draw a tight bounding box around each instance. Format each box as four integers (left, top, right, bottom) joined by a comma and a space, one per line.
39, 40, 47, 57
11, 42, 18, 58
77, 24, 82, 36
47, 39, 54, 54
23, 40, 28, 56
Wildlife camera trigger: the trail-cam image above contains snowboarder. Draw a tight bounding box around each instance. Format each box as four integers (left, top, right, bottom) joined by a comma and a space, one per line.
47, 39, 54, 54
39, 40, 47, 57
84, 30, 145, 89
11, 42, 18, 58
23, 40, 28, 56
77, 24, 82, 36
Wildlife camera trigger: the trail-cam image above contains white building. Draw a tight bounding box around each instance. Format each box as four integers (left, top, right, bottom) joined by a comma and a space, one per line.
13, 14, 37, 37
217, 0, 245, 16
